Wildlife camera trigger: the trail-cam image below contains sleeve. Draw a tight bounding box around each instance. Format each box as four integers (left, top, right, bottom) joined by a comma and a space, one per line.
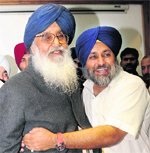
105, 78, 150, 140
70, 83, 92, 129
0, 83, 25, 152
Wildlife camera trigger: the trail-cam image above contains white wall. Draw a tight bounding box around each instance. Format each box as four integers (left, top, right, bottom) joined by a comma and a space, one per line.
0, 4, 144, 77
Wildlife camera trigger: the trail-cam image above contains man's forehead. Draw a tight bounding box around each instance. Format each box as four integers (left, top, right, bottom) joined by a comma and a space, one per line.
142, 58, 150, 65
22, 53, 30, 58
90, 42, 113, 54
90, 50, 112, 54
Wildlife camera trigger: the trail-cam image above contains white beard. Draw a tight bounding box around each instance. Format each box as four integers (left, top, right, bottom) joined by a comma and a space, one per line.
31, 42, 78, 94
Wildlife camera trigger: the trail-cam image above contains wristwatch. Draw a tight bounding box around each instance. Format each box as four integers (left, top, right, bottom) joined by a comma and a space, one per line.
55, 133, 66, 151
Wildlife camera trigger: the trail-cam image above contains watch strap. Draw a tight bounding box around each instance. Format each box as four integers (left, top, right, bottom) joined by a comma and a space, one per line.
55, 133, 65, 151
57, 133, 63, 144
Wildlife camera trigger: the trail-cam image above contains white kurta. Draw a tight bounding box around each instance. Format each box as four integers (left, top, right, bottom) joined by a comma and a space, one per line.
83, 71, 150, 153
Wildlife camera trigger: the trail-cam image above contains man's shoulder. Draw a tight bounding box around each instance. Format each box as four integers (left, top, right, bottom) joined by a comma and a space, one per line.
1, 70, 35, 93
117, 71, 143, 82
109, 71, 145, 90
8, 71, 31, 84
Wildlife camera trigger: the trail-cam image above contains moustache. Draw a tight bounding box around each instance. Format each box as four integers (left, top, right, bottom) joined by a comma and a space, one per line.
47, 47, 64, 54
93, 64, 111, 71
125, 63, 133, 67
144, 73, 150, 78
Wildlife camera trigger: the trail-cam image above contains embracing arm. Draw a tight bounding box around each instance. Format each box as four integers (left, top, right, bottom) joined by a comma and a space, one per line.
24, 125, 127, 151
63, 125, 127, 149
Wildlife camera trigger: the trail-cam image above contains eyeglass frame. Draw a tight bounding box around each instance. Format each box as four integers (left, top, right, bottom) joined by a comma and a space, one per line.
35, 32, 69, 44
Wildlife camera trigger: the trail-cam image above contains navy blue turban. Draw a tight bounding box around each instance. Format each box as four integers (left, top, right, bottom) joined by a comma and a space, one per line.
24, 4, 76, 51
75, 26, 122, 67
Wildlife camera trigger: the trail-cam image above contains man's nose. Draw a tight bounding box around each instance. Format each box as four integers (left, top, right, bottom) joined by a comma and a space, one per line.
126, 59, 131, 63
26, 60, 29, 67
52, 37, 61, 47
97, 56, 105, 65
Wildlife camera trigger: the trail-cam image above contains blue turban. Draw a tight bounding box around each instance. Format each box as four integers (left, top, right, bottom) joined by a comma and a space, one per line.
24, 4, 76, 51
75, 26, 122, 67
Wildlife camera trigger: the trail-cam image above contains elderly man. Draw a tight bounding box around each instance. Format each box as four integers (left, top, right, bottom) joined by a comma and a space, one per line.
141, 55, 150, 92
0, 55, 11, 83
0, 4, 99, 153
14, 42, 30, 71
24, 26, 150, 153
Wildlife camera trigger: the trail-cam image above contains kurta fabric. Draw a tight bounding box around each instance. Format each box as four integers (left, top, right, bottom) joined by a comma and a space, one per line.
83, 71, 150, 153
0, 59, 93, 153
24, 4, 76, 51
75, 26, 122, 67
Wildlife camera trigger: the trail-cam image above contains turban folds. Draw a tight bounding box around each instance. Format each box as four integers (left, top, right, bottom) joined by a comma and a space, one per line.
75, 26, 122, 67
0, 55, 11, 77
14, 42, 29, 68
24, 4, 76, 51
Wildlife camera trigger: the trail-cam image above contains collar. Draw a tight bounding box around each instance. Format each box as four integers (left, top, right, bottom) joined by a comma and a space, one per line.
83, 71, 123, 95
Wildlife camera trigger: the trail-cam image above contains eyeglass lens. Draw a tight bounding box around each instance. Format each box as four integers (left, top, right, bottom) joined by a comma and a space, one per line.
43, 33, 68, 44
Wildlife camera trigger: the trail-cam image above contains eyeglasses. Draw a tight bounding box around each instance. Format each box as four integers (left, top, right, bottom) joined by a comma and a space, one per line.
35, 33, 69, 44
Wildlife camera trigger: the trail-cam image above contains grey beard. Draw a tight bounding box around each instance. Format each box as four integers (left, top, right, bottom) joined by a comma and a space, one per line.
83, 60, 121, 86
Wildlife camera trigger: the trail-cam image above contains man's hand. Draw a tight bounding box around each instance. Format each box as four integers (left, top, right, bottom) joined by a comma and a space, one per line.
23, 127, 57, 151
